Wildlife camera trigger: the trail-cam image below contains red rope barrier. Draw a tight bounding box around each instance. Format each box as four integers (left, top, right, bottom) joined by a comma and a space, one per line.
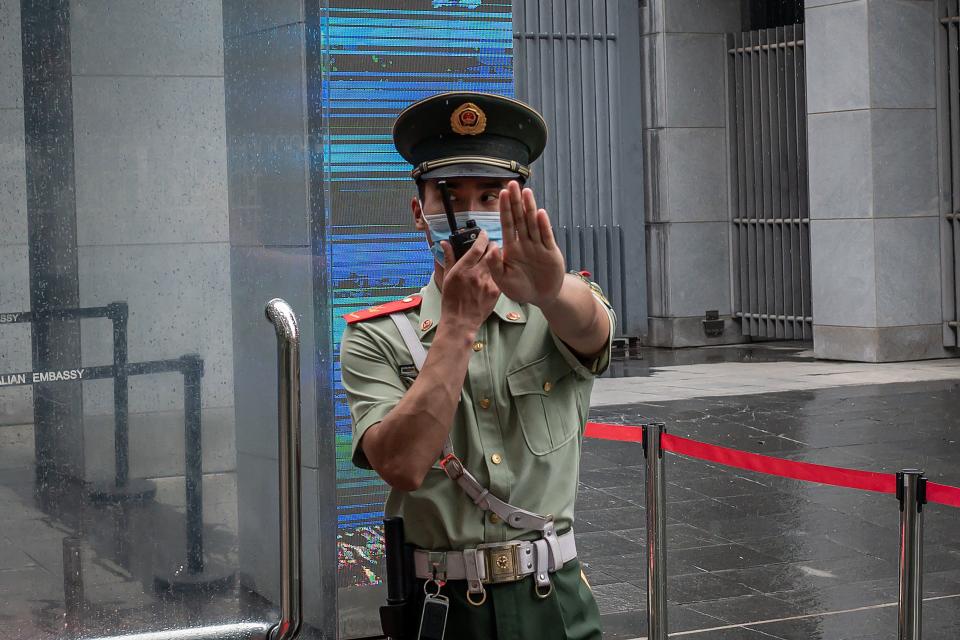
584, 421, 960, 508
928, 482, 960, 509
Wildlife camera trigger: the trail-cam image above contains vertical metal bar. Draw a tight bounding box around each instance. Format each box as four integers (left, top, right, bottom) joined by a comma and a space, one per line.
796, 24, 812, 338
643, 423, 667, 640
596, 225, 605, 288
768, 28, 784, 340
538, 0, 558, 221
265, 299, 303, 640
595, 225, 608, 302
727, 33, 743, 327
784, 25, 800, 340
111, 303, 129, 488
745, 31, 759, 336
606, 1, 621, 227
778, 28, 791, 339
784, 25, 797, 337
581, 1, 600, 227
607, 224, 623, 327
786, 25, 804, 339
756, 29, 767, 336
760, 29, 773, 338
182, 355, 204, 575
567, 0, 585, 231
753, 29, 765, 336
897, 470, 926, 640
552, 0, 570, 229
594, 0, 612, 227
735, 33, 749, 334
570, 223, 581, 271
577, 226, 596, 271
949, 12, 960, 214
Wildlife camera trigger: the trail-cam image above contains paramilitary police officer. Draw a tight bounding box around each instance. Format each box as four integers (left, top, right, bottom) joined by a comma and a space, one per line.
340, 91, 615, 640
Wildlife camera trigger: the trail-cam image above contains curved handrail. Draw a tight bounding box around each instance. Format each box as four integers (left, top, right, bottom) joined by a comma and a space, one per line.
84, 302, 303, 640
264, 299, 303, 640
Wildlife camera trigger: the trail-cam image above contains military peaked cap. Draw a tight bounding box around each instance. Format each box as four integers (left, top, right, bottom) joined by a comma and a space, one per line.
392, 91, 548, 182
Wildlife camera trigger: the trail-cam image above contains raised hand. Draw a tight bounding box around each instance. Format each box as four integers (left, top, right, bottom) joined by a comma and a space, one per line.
488, 181, 566, 308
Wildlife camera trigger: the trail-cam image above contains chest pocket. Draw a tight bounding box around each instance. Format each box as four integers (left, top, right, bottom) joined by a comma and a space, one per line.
506, 350, 581, 455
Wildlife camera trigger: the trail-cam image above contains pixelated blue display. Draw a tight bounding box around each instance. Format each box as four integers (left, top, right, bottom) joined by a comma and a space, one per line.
324, 0, 512, 586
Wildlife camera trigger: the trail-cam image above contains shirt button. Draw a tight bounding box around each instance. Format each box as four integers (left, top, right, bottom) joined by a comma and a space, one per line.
479, 398, 491, 410
489, 513, 501, 524
491, 453, 503, 465
472, 341, 485, 352
543, 381, 553, 392
421, 319, 433, 331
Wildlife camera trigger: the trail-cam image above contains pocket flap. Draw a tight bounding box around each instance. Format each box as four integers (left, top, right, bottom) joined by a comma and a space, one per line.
506, 350, 572, 396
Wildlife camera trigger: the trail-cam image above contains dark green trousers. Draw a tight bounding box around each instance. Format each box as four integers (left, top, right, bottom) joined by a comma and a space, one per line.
408, 559, 602, 640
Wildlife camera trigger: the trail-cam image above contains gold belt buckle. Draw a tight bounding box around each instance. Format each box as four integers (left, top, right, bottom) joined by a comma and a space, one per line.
482, 543, 521, 584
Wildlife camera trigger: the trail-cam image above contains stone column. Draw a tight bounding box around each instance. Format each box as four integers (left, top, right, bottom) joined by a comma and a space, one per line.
641, 0, 746, 347
806, 0, 946, 361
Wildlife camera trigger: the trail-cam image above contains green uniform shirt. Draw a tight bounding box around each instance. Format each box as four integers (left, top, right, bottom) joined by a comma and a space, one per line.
340, 273, 615, 551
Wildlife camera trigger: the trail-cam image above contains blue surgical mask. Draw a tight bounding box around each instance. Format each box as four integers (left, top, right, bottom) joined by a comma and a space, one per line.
422, 206, 503, 265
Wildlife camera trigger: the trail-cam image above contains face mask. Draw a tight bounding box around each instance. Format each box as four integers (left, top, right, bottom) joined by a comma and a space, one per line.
421, 203, 503, 265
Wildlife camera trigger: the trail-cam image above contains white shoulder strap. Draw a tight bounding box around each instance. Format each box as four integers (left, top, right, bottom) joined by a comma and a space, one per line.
389, 312, 427, 370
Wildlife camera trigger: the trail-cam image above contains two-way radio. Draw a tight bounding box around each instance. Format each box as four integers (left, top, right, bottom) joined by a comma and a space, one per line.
438, 180, 479, 260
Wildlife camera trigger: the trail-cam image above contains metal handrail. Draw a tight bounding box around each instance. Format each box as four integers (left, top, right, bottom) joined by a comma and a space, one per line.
84, 301, 304, 640
265, 299, 303, 640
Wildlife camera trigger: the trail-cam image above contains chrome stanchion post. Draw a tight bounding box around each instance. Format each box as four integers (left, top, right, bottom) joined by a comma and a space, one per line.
897, 469, 927, 640
643, 422, 668, 640
265, 299, 303, 640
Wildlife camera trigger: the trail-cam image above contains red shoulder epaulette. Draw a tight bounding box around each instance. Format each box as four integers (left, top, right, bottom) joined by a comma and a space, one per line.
343, 295, 423, 324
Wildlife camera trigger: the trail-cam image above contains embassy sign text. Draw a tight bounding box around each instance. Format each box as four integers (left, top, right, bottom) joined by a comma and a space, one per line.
0, 369, 86, 387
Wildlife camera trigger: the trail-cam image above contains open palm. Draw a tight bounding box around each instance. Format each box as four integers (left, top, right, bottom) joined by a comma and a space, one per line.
488, 181, 566, 308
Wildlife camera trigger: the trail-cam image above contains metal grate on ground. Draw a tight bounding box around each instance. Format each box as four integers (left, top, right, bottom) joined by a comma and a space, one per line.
726, 24, 812, 341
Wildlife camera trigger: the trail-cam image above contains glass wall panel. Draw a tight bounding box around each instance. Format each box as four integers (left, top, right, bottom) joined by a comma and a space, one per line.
1, 1, 513, 637
1, 1, 278, 636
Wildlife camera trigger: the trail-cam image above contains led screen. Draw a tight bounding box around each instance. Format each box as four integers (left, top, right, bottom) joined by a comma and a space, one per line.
324, 0, 513, 587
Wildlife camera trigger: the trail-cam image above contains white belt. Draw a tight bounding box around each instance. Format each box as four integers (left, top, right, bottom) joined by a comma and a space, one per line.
413, 530, 577, 596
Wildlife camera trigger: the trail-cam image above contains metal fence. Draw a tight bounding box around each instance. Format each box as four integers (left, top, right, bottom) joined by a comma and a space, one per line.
726, 25, 812, 340
512, 0, 646, 337
938, 1, 960, 345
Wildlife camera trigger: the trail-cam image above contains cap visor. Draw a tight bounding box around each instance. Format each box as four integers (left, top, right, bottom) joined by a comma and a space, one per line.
418, 162, 522, 181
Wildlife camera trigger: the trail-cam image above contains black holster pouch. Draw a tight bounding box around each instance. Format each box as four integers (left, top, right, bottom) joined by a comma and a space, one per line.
380, 517, 416, 639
